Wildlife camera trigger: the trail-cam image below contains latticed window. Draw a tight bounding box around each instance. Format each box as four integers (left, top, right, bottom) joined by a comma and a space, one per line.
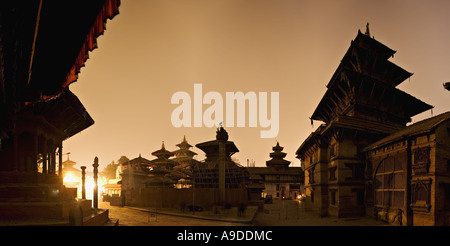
329, 166, 337, 181
308, 165, 315, 184
330, 144, 336, 158
374, 157, 405, 208
330, 189, 337, 205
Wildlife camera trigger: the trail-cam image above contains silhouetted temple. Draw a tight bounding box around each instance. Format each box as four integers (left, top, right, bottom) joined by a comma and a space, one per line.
296, 26, 450, 225
266, 142, 291, 170
0, 0, 120, 225
150, 142, 176, 170
171, 136, 198, 188
172, 136, 197, 168
194, 127, 250, 190
120, 154, 152, 191
118, 130, 251, 209
247, 142, 303, 200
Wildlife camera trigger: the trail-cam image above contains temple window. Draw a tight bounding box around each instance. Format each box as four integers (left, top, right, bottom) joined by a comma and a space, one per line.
374, 157, 405, 208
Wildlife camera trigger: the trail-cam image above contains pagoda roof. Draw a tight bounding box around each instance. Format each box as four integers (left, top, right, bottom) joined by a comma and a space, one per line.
311, 66, 433, 124
172, 136, 197, 157
62, 158, 76, 167
352, 29, 396, 61
176, 135, 193, 149
123, 154, 152, 166
364, 111, 450, 152
266, 142, 291, 168
172, 149, 197, 157
149, 167, 171, 176
196, 127, 239, 157
152, 142, 174, 158
120, 165, 148, 176
21, 89, 94, 139
149, 157, 176, 166
196, 140, 239, 157
62, 165, 81, 173
310, 29, 433, 125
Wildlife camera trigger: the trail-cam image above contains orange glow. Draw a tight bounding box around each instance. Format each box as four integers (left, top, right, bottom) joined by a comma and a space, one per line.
63, 172, 79, 183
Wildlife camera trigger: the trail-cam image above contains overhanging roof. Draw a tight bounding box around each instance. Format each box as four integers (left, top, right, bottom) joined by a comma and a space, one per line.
22, 88, 94, 139
363, 111, 450, 151
27, 0, 121, 102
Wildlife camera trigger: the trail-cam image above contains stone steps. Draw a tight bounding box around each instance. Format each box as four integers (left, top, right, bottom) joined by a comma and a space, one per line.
0, 183, 76, 202
0, 201, 72, 220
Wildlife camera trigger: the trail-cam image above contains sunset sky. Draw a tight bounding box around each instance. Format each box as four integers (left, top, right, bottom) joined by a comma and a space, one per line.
64, 0, 450, 171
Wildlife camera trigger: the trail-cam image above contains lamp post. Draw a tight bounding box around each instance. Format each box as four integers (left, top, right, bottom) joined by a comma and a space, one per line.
93, 157, 99, 208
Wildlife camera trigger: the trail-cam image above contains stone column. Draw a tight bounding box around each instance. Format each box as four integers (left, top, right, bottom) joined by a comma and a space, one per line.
216, 127, 228, 205
81, 166, 86, 199
218, 139, 226, 204
92, 157, 99, 208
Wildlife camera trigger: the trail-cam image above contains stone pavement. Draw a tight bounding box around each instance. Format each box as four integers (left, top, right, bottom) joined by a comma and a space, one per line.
253, 200, 390, 226
99, 201, 251, 226
99, 200, 390, 226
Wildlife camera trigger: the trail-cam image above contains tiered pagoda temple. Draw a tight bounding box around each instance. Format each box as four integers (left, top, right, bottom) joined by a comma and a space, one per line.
150, 142, 176, 170
171, 136, 199, 188
296, 26, 434, 220
247, 142, 303, 200
266, 142, 291, 171
146, 142, 177, 187
171, 136, 197, 168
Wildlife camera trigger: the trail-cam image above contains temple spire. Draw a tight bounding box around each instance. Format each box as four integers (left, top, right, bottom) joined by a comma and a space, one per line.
266, 142, 291, 170
152, 141, 173, 159
365, 22, 371, 37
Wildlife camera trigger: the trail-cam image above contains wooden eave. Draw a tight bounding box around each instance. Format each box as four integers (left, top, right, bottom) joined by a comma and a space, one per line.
21, 89, 94, 139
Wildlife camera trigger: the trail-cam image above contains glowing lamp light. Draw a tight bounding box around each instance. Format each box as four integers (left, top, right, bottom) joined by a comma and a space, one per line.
63, 173, 79, 183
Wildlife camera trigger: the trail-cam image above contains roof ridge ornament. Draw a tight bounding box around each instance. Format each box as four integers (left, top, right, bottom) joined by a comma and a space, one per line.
365, 22, 371, 37
444, 82, 450, 91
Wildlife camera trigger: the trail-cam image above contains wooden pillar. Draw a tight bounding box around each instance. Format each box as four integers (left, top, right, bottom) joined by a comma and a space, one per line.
33, 133, 38, 172
48, 146, 53, 174
46, 140, 55, 174
406, 138, 413, 226
51, 144, 56, 174
42, 140, 47, 174
58, 144, 63, 176
13, 134, 18, 171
